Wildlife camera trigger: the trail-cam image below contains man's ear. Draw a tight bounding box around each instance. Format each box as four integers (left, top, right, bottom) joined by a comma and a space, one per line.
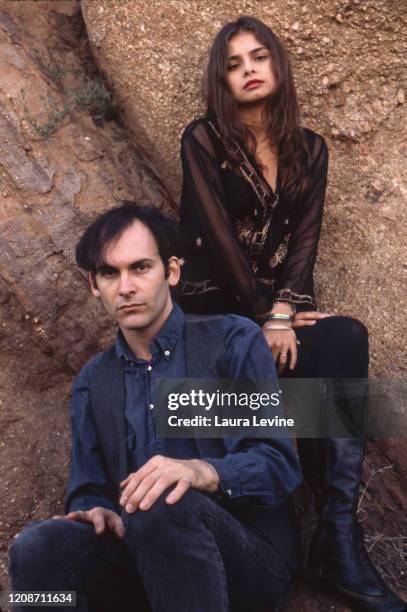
167, 256, 182, 288
89, 272, 100, 297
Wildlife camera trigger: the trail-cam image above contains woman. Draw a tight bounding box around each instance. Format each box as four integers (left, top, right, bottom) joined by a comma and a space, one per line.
178, 16, 405, 612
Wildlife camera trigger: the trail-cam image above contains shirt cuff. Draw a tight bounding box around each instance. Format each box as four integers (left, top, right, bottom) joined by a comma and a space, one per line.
274, 288, 316, 307
66, 495, 118, 514
203, 458, 242, 499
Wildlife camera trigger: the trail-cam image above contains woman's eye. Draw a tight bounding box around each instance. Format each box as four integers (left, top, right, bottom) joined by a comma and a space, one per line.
255, 55, 269, 61
227, 63, 240, 71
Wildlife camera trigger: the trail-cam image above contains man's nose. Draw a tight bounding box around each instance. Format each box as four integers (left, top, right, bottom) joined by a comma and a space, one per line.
118, 272, 136, 296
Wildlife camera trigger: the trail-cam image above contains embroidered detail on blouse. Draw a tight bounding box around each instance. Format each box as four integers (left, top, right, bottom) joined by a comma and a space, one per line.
269, 234, 291, 269
237, 159, 278, 216
208, 120, 278, 217
236, 216, 272, 274
274, 288, 316, 306
179, 279, 219, 295
208, 120, 280, 275
258, 278, 276, 287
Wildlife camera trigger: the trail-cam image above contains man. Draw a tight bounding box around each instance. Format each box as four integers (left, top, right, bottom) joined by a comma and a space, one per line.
10, 202, 302, 612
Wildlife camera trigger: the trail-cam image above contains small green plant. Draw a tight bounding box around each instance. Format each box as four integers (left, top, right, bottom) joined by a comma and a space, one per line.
73, 78, 112, 117
21, 89, 69, 139
30, 48, 64, 83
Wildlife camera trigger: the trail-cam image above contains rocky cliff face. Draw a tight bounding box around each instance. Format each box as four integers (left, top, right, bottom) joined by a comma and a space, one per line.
0, 0, 172, 590
0, 0, 405, 608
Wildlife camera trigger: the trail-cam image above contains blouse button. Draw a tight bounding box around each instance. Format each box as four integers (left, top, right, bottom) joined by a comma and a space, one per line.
195, 237, 202, 248
284, 217, 289, 225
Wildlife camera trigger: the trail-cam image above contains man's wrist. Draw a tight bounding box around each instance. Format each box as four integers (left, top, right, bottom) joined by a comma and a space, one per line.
196, 460, 220, 492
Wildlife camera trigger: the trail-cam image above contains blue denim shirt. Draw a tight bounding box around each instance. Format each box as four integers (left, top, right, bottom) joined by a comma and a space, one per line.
117, 305, 198, 471
67, 304, 301, 512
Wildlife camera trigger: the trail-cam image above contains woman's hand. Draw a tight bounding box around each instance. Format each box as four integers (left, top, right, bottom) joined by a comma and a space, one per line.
292, 311, 332, 328
262, 327, 298, 374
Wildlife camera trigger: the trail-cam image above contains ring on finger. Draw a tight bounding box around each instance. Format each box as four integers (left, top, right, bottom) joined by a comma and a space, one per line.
280, 352, 288, 357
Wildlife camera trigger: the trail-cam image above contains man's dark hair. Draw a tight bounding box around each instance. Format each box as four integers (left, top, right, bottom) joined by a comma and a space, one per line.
75, 202, 179, 276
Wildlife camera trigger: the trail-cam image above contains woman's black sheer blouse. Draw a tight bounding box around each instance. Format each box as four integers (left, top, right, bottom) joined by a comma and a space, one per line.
178, 117, 329, 322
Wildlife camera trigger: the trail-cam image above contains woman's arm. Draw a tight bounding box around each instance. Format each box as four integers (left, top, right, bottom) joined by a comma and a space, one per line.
274, 132, 329, 310
180, 121, 271, 321
261, 132, 330, 372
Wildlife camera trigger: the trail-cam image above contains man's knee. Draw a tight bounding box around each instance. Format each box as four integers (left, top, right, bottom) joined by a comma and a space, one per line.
123, 488, 207, 545
10, 519, 94, 579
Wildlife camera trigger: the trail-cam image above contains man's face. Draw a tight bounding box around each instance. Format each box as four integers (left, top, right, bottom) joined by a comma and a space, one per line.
90, 220, 180, 336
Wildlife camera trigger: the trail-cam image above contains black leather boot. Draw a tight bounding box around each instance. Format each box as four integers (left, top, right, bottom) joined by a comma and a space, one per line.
299, 433, 407, 611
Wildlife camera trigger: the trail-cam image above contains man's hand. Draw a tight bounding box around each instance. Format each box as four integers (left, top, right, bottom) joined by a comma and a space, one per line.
119, 456, 219, 513
53, 507, 125, 538
292, 311, 332, 328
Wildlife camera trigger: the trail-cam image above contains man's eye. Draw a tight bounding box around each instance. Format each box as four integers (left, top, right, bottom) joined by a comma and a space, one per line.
135, 263, 151, 272
99, 268, 117, 277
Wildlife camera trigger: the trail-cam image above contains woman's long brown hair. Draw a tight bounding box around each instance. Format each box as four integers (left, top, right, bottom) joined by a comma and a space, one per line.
206, 15, 309, 195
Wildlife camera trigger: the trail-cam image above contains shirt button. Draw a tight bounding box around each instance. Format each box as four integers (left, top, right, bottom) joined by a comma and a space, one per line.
164, 350, 171, 357
226, 489, 232, 496
284, 217, 289, 225
146, 365, 152, 371
149, 403, 154, 410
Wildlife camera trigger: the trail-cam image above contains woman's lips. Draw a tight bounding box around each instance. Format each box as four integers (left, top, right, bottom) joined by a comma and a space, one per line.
244, 80, 263, 90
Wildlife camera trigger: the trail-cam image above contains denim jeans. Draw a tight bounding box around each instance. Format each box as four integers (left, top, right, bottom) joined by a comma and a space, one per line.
9, 489, 296, 612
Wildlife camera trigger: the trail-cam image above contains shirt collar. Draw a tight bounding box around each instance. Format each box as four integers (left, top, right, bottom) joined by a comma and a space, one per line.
115, 302, 184, 363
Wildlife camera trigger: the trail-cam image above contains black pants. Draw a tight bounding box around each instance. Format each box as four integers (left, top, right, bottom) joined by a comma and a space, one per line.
285, 315, 368, 380
10, 490, 295, 612
178, 297, 369, 379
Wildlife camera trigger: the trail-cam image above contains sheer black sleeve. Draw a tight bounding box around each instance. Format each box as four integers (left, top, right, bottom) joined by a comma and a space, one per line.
180, 121, 271, 319
275, 133, 329, 310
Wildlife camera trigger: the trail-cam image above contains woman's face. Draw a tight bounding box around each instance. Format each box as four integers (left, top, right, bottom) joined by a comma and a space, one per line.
225, 30, 275, 105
